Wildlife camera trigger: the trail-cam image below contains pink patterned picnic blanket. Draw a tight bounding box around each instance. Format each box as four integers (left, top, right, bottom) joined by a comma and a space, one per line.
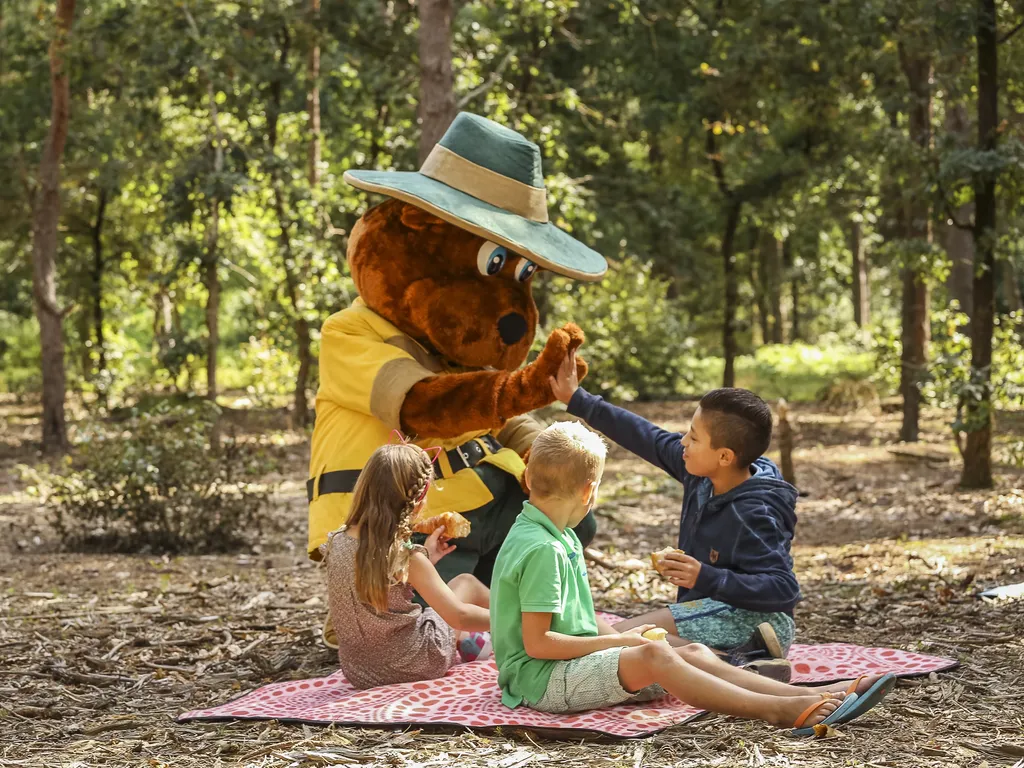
178, 642, 957, 737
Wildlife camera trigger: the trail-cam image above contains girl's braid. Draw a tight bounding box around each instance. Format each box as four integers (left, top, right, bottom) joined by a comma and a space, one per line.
388, 449, 436, 583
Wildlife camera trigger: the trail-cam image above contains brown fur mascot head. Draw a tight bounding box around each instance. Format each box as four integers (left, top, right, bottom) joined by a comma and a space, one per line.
348, 199, 538, 372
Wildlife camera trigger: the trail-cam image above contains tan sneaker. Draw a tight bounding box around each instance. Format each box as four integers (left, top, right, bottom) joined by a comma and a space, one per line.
322, 610, 339, 651
728, 622, 785, 659
755, 622, 785, 659
741, 658, 792, 683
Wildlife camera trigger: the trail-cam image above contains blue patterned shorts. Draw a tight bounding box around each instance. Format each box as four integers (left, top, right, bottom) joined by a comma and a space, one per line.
668, 598, 795, 654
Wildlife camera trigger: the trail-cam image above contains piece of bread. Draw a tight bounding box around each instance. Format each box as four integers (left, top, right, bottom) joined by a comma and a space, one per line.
412, 511, 472, 539
642, 627, 669, 642
650, 546, 684, 575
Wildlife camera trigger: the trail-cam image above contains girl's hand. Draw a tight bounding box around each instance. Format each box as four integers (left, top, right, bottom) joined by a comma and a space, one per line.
424, 526, 455, 564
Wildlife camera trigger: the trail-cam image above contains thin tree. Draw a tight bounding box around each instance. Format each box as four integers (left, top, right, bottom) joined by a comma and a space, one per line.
960, 0, 998, 488
897, 46, 933, 443
30, 0, 78, 454
90, 187, 108, 390
183, 6, 225, 403
850, 218, 870, 328
417, 0, 456, 162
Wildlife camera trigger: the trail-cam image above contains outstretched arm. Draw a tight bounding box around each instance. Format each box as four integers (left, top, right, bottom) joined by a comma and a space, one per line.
550, 350, 689, 483
399, 324, 588, 439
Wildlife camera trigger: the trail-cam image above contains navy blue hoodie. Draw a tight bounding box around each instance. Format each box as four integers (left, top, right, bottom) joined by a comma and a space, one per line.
568, 388, 801, 615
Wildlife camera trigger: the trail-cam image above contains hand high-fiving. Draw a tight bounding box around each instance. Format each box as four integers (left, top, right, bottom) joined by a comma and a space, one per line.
549, 347, 580, 405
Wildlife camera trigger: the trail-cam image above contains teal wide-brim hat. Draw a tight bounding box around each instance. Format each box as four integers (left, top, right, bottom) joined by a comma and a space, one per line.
343, 112, 607, 281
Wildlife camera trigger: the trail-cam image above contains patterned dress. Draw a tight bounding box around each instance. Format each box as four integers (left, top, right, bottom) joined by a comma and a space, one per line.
322, 531, 459, 689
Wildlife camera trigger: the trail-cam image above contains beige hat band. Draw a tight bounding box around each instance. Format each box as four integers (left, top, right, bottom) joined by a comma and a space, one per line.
419, 144, 549, 224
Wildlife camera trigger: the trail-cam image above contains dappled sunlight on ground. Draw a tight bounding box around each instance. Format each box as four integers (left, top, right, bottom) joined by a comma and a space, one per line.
1, 397, 1023, 766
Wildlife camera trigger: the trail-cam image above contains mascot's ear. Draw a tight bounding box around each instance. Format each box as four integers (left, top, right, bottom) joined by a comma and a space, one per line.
399, 202, 449, 233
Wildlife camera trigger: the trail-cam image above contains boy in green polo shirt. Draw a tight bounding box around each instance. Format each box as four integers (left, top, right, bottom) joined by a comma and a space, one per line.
489, 421, 892, 732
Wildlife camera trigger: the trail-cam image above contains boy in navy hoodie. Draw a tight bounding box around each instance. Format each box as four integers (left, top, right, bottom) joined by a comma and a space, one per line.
550, 351, 800, 661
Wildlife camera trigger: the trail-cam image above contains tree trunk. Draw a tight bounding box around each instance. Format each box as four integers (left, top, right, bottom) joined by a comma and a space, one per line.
747, 229, 763, 346
763, 234, 784, 344
203, 244, 219, 401
960, 0, 997, 489
417, 0, 456, 164
204, 81, 224, 403
30, 0, 76, 454
91, 187, 107, 382
268, 31, 312, 428
1000, 260, 1022, 314
944, 103, 974, 319
899, 270, 929, 442
777, 399, 796, 485
307, 0, 321, 187
302, 3, 319, 426
898, 50, 933, 443
722, 203, 741, 388
850, 220, 870, 328
750, 229, 768, 346
784, 236, 800, 341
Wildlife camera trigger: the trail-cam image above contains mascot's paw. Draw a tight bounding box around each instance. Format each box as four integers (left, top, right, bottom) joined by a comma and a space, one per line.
575, 352, 589, 384
532, 323, 586, 383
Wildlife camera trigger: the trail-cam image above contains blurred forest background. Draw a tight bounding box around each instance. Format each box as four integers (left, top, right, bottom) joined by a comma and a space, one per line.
4, 5, 1024, 765
3, 0, 1024, 492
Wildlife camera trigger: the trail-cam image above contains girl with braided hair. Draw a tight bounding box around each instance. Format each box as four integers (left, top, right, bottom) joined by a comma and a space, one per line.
321, 441, 491, 689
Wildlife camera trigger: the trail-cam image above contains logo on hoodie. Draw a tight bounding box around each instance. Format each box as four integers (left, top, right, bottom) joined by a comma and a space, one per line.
709, 548, 719, 564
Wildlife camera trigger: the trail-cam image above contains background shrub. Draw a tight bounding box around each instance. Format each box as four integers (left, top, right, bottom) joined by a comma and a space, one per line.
537, 257, 708, 401
22, 400, 273, 553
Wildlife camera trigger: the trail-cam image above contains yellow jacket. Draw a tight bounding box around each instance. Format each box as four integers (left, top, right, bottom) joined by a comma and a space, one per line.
308, 299, 539, 556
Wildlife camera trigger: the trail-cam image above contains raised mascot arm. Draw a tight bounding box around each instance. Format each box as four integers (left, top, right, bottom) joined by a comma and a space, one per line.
399, 324, 588, 439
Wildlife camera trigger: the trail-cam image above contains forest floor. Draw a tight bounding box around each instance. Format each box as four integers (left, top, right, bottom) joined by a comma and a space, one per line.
1, 395, 1023, 767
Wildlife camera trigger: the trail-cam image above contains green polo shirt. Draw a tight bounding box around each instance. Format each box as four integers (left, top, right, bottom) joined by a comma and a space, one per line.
490, 501, 598, 708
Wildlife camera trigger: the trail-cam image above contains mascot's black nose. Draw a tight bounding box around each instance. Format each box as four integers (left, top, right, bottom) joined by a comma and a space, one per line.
498, 313, 528, 345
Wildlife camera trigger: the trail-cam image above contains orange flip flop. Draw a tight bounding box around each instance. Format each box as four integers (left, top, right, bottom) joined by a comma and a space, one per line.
790, 693, 860, 736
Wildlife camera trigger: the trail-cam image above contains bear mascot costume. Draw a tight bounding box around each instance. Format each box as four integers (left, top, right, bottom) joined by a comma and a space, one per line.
307, 113, 607, 647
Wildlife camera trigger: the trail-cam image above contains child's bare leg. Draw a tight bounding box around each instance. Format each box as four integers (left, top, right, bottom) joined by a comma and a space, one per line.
812, 674, 890, 697
669, 643, 813, 696
448, 573, 490, 609
618, 643, 841, 728
672, 644, 888, 698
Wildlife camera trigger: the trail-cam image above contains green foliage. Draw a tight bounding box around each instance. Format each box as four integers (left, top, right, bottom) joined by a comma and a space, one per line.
2, 0, 1024, 457
736, 340, 877, 402
21, 401, 272, 553
536, 257, 706, 402
0, 312, 41, 396
872, 307, 1024, 416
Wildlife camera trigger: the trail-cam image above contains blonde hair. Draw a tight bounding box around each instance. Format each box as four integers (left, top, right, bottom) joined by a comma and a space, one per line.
347, 443, 433, 613
527, 421, 607, 499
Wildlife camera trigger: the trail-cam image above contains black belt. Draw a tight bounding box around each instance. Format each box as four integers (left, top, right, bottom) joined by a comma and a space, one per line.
307, 435, 503, 502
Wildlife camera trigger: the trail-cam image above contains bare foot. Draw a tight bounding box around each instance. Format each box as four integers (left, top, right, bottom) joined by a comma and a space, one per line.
815, 673, 886, 698
775, 694, 844, 729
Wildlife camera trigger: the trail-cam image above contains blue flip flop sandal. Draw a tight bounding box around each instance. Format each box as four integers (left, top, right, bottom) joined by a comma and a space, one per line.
834, 673, 897, 724
790, 692, 860, 737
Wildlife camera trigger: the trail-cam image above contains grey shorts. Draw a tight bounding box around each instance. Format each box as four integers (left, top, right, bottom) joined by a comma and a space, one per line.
531, 647, 666, 714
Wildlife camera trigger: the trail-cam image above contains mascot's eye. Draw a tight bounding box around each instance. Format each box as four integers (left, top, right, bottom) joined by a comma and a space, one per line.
477, 242, 507, 276
514, 258, 538, 282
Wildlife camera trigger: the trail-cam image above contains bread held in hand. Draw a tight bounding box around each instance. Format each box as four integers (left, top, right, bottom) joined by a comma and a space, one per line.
650, 546, 685, 575
412, 511, 472, 539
